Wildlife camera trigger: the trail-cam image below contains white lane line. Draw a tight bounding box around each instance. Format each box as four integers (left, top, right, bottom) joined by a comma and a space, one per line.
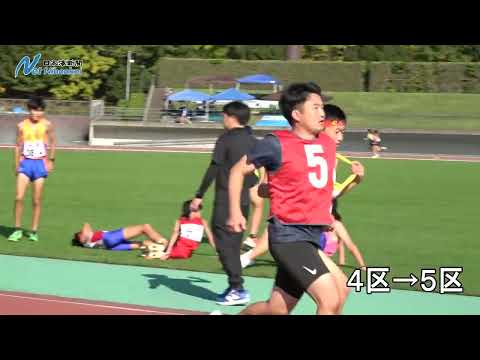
0, 293, 191, 315
1, 144, 480, 162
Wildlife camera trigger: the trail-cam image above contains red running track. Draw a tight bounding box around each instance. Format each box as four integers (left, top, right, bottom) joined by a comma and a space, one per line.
0, 291, 206, 315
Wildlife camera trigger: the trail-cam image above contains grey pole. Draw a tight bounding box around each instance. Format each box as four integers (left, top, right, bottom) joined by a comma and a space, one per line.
126, 51, 132, 101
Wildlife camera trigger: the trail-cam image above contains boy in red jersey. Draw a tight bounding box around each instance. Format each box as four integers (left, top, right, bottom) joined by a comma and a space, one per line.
240, 105, 365, 269
228, 82, 348, 315
157, 199, 215, 260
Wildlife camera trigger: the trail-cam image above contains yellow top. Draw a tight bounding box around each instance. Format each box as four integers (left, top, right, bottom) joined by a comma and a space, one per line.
19, 118, 49, 159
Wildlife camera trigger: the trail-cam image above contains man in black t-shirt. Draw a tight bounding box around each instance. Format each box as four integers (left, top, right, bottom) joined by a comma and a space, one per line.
190, 101, 258, 306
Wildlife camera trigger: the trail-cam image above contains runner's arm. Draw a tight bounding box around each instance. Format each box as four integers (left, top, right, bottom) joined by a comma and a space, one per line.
334, 175, 358, 198
202, 219, 215, 250
195, 135, 226, 199
166, 220, 180, 254
335, 161, 365, 197
195, 163, 218, 199
14, 125, 22, 172
228, 155, 256, 231
82, 223, 93, 234
47, 121, 56, 161
228, 135, 281, 232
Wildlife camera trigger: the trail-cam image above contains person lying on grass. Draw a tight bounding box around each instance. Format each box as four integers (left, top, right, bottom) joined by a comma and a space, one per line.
72, 223, 168, 251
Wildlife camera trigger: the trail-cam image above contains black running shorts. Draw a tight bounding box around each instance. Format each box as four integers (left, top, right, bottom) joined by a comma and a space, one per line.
269, 240, 330, 300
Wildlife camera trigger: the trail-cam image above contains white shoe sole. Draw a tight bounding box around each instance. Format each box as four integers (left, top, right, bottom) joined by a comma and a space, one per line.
216, 298, 250, 306
243, 239, 256, 249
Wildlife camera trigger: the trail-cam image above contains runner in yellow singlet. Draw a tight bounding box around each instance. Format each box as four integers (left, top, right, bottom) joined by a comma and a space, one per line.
8, 97, 56, 243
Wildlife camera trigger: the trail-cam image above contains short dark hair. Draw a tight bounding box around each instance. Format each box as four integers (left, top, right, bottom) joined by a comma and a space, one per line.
181, 199, 202, 218
324, 104, 347, 123
222, 101, 250, 125
27, 96, 46, 111
71, 232, 82, 247
279, 82, 323, 126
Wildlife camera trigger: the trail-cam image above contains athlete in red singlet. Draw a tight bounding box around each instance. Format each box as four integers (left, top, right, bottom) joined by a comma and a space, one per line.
227, 82, 350, 315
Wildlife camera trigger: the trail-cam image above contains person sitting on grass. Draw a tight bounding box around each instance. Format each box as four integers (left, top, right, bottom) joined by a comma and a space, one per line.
145, 199, 215, 260
72, 223, 168, 251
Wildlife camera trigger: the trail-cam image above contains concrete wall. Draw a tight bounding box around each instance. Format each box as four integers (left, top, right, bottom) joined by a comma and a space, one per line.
0, 114, 90, 145
90, 121, 278, 146
90, 121, 480, 155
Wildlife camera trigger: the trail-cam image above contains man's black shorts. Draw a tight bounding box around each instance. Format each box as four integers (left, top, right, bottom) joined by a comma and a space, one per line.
269, 240, 330, 300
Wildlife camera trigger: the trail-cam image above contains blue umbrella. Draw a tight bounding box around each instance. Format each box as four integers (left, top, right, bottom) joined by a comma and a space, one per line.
167, 89, 211, 102
210, 88, 255, 101
167, 89, 213, 122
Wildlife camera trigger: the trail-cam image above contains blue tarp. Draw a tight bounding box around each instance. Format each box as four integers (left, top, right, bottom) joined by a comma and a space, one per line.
167, 89, 211, 102
236, 74, 281, 84
210, 88, 255, 101
255, 115, 290, 128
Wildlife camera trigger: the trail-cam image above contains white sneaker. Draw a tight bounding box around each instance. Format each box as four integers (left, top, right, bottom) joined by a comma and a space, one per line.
241, 251, 255, 269
148, 243, 166, 252
243, 237, 256, 249
143, 251, 167, 259
371, 154, 380, 158
216, 289, 250, 306
210, 310, 223, 315
381, 146, 388, 150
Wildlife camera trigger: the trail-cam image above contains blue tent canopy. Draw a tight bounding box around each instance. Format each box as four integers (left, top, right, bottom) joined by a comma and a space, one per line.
236, 74, 281, 84
210, 88, 255, 101
167, 89, 211, 102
